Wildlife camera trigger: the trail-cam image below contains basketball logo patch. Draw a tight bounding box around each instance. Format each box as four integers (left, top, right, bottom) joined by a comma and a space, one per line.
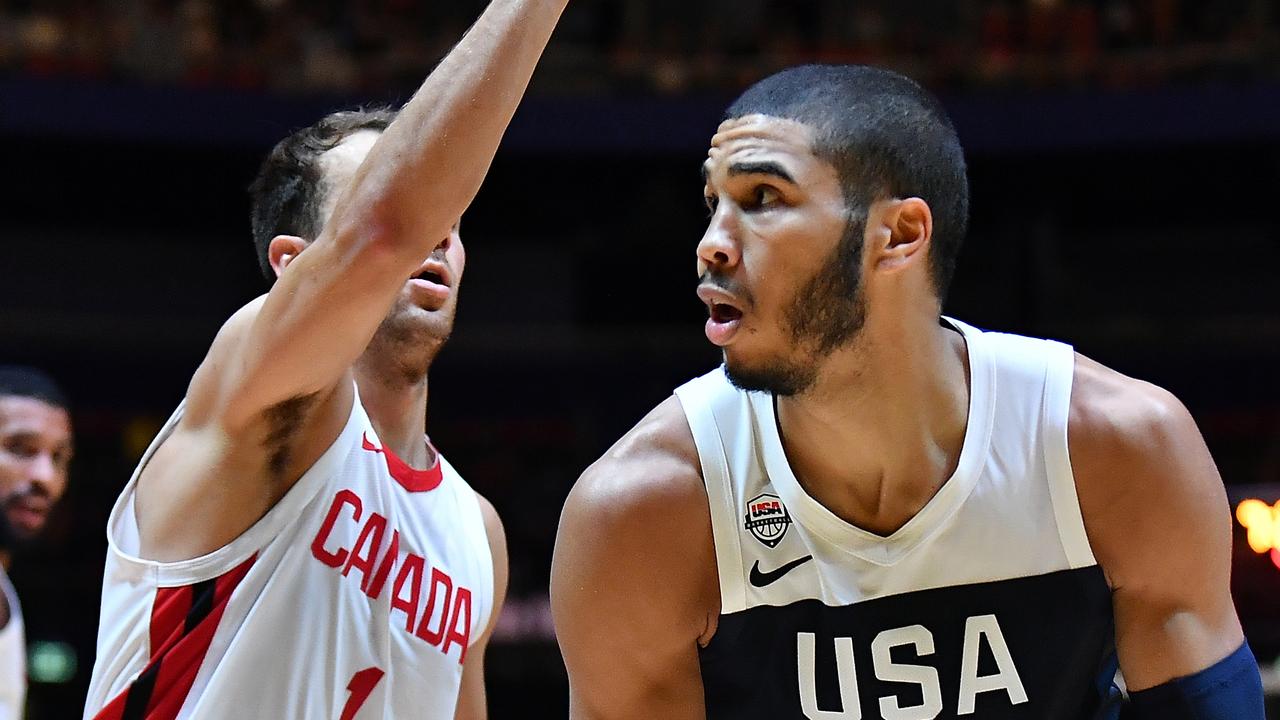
744, 493, 792, 548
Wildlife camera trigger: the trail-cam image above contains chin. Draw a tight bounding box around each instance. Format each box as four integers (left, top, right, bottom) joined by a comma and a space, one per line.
722, 351, 817, 398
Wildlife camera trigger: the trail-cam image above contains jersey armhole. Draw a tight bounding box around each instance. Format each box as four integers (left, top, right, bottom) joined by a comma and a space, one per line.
674, 378, 747, 615
1041, 342, 1099, 569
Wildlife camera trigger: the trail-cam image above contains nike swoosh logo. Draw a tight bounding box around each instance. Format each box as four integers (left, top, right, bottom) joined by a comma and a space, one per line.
749, 555, 814, 588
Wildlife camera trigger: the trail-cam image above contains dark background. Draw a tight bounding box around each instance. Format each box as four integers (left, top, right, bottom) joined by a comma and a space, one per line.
2, 0, 1279, 717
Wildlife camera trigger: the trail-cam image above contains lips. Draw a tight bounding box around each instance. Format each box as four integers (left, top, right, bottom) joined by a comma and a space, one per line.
407, 258, 451, 308
5, 496, 49, 532
697, 284, 745, 347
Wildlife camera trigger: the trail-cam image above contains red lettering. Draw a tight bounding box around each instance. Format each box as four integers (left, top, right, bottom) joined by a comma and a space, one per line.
390, 553, 425, 633
342, 512, 387, 590
441, 587, 473, 665
415, 567, 454, 646
311, 490, 363, 567
364, 530, 400, 599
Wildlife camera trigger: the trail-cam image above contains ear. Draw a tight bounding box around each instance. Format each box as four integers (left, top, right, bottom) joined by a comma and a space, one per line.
871, 198, 932, 275
267, 235, 309, 279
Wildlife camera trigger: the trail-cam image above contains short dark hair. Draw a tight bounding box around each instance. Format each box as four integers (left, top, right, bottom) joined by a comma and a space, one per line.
0, 366, 68, 409
248, 107, 399, 283
725, 65, 969, 300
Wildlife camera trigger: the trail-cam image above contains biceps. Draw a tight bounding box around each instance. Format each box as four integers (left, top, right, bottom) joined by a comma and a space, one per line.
1113, 585, 1244, 691
565, 639, 706, 720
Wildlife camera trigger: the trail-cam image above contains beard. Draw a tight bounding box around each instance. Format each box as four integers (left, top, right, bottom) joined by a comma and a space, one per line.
0, 505, 39, 554
724, 212, 867, 397
363, 296, 456, 386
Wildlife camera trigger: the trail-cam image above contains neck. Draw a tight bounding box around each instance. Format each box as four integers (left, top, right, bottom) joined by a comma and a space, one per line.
774, 311, 970, 535
354, 357, 434, 470
0, 549, 9, 572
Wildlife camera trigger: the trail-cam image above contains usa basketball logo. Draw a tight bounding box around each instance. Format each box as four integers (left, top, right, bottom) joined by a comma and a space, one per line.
744, 493, 792, 548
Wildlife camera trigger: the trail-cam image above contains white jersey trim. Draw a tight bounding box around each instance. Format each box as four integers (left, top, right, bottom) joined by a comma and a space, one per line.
104, 389, 366, 587
673, 387, 747, 615
1041, 341, 1098, 569
439, 454, 496, 646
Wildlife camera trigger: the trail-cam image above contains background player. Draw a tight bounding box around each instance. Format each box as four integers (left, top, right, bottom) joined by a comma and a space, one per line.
82, 0, 568, 717
0, 367, 74, 720
552, 65, 1264, 719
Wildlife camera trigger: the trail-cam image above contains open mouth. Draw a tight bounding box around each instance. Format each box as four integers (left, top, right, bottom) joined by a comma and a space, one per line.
407, 261, 452, 309
710, 303, 743, 324
413, 269, 446, 286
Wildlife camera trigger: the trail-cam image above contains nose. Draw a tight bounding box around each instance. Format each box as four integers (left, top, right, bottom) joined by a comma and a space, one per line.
433, 231, 452, 254
27, 452, 58, 493
696, 208, 741, 276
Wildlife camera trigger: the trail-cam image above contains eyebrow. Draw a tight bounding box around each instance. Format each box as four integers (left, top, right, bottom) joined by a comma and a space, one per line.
702, 160, 797, 185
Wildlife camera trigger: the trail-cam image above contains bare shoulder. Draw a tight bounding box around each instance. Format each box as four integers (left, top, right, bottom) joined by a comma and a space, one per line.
1067, 353, 1229, 589
182, 295, 270, 429
1068, 353, 1219, 508
553, 396, 716, 716
1069, 353, 1203, 467
135, 295, 351, 561
567, 395, 705, 527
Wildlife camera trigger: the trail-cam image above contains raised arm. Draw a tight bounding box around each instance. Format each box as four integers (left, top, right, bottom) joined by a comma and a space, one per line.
1069, 355, 1264, 717
551, 399, 718, 720
136, 0, 569, 561
193, 0, 570, 430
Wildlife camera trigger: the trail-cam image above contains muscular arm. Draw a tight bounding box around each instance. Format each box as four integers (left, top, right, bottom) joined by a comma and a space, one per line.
551, 398, 719, 720
136, 0, 568, 559
1069, 355, 1246, 691
454, 495, 509, 720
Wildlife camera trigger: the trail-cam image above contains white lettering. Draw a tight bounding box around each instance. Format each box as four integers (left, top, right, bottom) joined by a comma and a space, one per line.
798, 633, 862, 720
871, 625, 943, 720
957, 614, 1028, 714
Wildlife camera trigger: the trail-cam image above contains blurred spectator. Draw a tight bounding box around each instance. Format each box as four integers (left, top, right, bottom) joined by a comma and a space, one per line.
0, 1, 1275, 96
0, 367, 73, 719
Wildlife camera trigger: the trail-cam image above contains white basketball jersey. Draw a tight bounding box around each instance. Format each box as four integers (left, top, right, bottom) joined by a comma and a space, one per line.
674, 319, 1121, 720
83, 388, 494, 720
0, 567, 25, 720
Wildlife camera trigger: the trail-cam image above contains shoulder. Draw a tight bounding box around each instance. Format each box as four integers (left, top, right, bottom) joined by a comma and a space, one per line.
1068, 353, 1201, 465
1067, 353, 1228, 588
184, 295, 270, 429
562, 396, 705, 538
553, 395, 716, 642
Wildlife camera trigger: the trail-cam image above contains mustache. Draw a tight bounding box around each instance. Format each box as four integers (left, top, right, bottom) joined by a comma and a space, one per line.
697, 272, 753, 306
1, 484, 50, 506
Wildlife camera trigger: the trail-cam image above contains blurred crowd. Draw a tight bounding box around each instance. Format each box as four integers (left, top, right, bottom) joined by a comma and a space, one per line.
0, 0, 1276, 98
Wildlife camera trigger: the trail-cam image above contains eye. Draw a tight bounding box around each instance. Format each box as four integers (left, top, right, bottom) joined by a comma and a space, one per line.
704, 193, 719, 216
752, 186, 781, 209
4, 440, 36, 459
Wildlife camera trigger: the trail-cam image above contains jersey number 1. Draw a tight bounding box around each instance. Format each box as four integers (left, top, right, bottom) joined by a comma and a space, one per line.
340, 666, 385, 720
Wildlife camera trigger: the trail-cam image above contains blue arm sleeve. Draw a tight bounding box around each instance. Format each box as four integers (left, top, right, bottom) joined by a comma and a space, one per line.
1127, 642, 1265, 719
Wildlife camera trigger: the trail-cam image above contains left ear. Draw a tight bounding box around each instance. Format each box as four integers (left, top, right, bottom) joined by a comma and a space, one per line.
871, 197, 932, 275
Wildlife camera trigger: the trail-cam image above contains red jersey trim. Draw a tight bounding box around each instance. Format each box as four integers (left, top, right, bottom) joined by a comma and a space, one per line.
91, 553, 257, 720
361, 432, 444, 493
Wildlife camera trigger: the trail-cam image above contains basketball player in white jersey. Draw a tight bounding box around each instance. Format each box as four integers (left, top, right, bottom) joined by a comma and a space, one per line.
0, 367, 74, 719
552, 65, 1264, 719
82, 1, 569, 718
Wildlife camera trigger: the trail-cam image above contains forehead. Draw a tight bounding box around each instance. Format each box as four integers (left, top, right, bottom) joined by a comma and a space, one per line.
319, 129, 380, 186
316, 129, 380, 226
705, 115, 822, 174
0, 396, 71, 442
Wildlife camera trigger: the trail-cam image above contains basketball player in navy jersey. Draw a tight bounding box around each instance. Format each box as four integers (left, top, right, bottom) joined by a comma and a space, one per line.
552, 65, 1263, 719
83, 2, 570, 718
